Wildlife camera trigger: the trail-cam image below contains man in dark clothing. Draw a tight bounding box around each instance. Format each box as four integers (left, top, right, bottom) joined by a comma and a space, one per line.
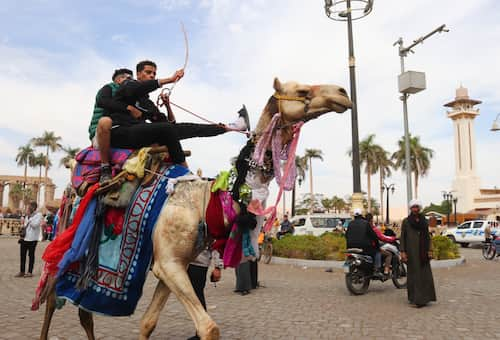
108, 60, 249, 166
345, 209, 379, 256
277, 214, 293, 239
345, 209, 383, 277
88, 68, 141, 182
400, 199, 436, 308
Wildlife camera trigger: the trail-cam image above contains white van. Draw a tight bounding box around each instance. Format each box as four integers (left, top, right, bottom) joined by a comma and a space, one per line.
290, 214, 351, 237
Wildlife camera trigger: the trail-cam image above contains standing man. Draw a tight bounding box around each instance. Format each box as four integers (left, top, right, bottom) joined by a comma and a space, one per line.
187, 249, 222, 340
400, 199, 436, 308
277, 214, 292, 239
15, 201, 43, 278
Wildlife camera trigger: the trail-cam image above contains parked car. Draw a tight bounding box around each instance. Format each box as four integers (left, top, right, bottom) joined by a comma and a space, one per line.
443, 220, 499, 247
291, 214, 351, 237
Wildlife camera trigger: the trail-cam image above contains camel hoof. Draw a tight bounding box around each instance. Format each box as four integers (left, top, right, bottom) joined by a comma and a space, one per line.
202, 322, 220, 340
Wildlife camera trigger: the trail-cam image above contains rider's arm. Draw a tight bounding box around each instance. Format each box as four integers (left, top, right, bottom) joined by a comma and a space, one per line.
97, 85, 130, 114
118, 79, 161, 99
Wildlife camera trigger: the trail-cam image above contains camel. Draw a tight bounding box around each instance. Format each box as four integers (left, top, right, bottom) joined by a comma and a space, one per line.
38, 78, 351, 340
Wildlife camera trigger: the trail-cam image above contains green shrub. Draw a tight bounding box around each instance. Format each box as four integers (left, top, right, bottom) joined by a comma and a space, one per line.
272, 233, 347, 260
432, 235, 460, 260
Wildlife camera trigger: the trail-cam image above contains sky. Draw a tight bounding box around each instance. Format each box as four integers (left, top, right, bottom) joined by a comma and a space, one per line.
1, 0, 500, 212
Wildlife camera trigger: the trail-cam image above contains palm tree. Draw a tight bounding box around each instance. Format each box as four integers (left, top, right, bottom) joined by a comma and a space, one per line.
32, 153, 51, 206
291, 155, 308, 216
9, 183, 24, 209
348, 134, 380, 213
304, 148, 323, 212
375, 146, 393, 220
60, 145, 81, 168
31, 131, 62, 202
321, 198, 334, 213
16, 144, 35, 187
332, 195, 346, 213
391, 135, 434, 198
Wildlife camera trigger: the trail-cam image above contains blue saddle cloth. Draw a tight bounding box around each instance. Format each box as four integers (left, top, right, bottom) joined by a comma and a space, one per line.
56, 164, 189, 316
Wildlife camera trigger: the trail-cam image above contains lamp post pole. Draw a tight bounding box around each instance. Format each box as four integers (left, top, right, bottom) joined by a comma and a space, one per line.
324, 0, 374, 212
442, 191, 453, 226
394, 24, 449, 208
453, 197, 458, 225
382, 183, 395, 225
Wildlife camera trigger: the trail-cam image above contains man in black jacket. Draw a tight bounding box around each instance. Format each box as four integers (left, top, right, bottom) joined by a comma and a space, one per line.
345, 208, 382, 276
108, 60, 249, 166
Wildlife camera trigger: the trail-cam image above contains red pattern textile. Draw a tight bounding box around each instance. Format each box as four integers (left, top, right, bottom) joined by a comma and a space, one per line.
41, 184, 99, 275
205, 191, 228, 255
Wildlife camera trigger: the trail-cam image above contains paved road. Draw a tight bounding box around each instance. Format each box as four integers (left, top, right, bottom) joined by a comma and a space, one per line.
0, 237, 499, 340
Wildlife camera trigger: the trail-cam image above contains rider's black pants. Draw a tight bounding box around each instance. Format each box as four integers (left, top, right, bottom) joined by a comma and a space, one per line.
111, 122, 226, 164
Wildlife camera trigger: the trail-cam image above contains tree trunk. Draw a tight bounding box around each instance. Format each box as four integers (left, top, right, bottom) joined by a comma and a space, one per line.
414, 172, 419, 199
38, 165, 42, 206
367, 165, 372, 212
22, 163, 28, 210
291, 183, 296, 217
309, 158, 313, 213
44, 146, 49, 205
379, 169, 384, 222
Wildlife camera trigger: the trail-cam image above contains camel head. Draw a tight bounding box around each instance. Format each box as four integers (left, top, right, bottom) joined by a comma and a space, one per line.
255, 78, 352, 141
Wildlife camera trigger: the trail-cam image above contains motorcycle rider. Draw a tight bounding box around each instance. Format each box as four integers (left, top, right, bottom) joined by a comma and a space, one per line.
345, 209, 383, 278
366, 213, 397, 275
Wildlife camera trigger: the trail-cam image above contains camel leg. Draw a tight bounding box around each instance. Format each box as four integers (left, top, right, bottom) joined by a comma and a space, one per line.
78, 308, 95, 340
40, 288, 56, 340
155, 262, 219, 340
139, 280, 171, 340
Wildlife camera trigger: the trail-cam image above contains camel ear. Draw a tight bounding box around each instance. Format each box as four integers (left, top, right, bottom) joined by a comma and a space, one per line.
273, 77, 282, 93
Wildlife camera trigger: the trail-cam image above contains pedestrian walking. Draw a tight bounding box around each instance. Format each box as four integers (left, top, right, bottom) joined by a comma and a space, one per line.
400, 199, 436, 307
187, 249, 222, 340
15, 201, 43, 278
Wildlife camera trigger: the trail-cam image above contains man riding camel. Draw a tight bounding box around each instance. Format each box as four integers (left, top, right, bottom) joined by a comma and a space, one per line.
92, 60, 249, 182
88, 68, 138, 180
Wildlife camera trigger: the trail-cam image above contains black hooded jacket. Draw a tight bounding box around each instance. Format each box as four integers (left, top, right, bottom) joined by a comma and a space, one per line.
345, 216, 380, 255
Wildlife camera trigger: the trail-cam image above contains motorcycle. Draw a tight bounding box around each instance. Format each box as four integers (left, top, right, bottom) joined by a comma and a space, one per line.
343, 240, 407, 295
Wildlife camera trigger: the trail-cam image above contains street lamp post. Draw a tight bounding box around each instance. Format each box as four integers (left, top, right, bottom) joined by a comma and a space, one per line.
382, 183, 395, 225
491, 113, 500, 132
442, 191, 453, 226
324, 0, 374, 212
453, 197, 458, 225
394, 25, 449, 207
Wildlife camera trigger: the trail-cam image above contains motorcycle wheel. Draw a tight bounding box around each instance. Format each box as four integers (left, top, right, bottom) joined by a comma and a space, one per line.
482, 243, 496, 260
391, 259, 408, 289
262, 242, 273, 264
345, 269, 370, 295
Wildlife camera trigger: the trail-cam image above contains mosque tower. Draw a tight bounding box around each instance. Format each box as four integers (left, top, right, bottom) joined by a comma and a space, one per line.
444, 86, 481, 213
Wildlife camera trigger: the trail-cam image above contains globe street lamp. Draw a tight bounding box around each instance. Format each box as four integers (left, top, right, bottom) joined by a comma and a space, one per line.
442, 191, 454, 226
381, 183, 395, 225
394, 25, 449, 207
324, 0, 374, 212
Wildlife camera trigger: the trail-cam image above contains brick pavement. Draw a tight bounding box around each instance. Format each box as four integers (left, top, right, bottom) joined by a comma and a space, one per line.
0, 237, 499, 340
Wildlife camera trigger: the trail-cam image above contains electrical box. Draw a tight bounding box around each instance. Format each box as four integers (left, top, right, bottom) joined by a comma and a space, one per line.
398, 71, 426, 94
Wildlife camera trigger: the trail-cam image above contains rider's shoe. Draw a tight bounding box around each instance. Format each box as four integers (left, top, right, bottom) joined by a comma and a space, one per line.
100, 164, 112, 184
373, 270, 384, 279
227, 105, 250, 131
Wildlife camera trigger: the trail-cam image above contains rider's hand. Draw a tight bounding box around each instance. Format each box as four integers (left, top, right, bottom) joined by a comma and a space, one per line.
400, 251, 408, 263
211, 268, 221, 282
160, 92, 170, 104
170, 69, 184, 83
127, 105, 142, 119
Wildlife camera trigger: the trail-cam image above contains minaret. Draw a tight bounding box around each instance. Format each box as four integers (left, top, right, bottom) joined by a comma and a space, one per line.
444, 86, 481, 213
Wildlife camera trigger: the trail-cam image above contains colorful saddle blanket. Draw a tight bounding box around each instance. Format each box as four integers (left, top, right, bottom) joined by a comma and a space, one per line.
56, 164, 189, 316
71, 147, 133, 191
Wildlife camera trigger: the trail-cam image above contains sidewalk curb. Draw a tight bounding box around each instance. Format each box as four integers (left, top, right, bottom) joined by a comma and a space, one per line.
270, 256, 466, 269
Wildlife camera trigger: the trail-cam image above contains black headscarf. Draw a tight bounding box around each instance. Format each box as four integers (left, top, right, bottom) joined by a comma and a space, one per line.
407, 212, 431, 265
